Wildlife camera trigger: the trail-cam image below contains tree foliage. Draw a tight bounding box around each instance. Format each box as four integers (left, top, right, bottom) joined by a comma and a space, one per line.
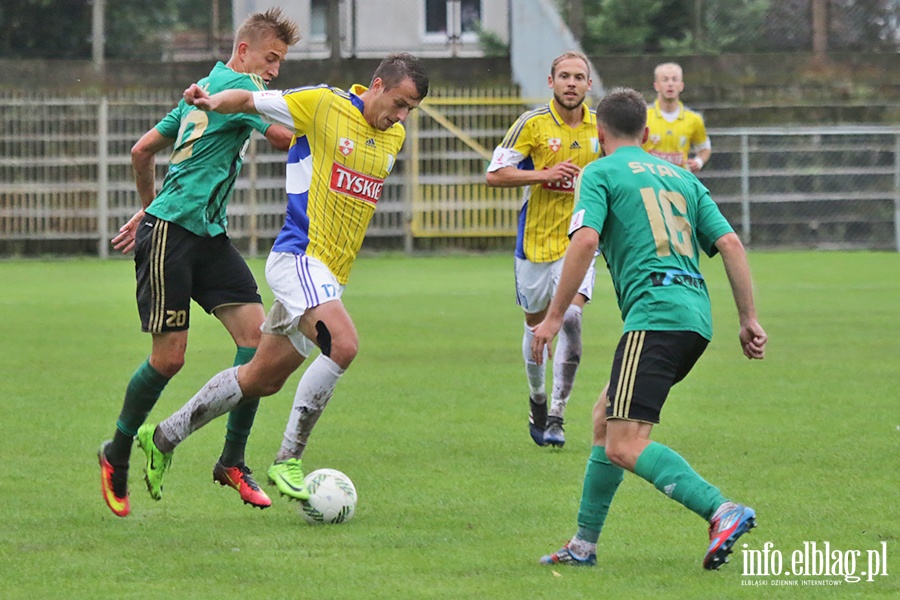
0, 0, 227, 59
582, 0, 665, 54
561, 0, 899, 54
0, 0, 91, 58
106, 0, 178, 60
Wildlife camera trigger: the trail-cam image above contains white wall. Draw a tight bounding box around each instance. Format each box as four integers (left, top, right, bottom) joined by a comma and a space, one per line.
232, 0, 509, 59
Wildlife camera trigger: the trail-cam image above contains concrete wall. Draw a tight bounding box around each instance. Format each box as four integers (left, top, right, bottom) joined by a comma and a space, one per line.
0, 56, 514, 95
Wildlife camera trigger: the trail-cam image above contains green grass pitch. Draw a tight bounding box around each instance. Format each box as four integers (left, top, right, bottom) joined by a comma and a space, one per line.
0, 251, 897, 599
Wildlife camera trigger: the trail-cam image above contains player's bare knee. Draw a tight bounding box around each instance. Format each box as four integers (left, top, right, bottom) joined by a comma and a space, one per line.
315, 320, 357, 368
150, 355, 185, 378
240, 367, 285, 398
604, 443, 629, 468
257, 381, 285, 397
330, 338, 358, 369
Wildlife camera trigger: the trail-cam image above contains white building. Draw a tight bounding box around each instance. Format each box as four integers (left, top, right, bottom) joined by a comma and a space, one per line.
232, 0, 508, 59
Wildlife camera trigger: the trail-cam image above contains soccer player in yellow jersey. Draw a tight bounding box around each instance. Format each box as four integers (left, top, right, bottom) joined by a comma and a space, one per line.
486, 51, 601, 448
133, 53, 429, 502
643, 62, 711, 173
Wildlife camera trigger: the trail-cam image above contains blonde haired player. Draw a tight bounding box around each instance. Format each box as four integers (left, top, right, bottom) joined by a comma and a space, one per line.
643, 62, 711, 173
486, 51, 602, 448
97, 7, 300, 517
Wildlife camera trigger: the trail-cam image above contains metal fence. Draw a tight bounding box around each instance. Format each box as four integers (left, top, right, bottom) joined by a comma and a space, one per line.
1, 92, 898, 257
703, 126, 900, 250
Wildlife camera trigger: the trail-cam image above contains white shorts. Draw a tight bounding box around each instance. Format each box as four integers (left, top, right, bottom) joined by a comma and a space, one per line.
261, 252, 345, 357
514, 256, 596, 314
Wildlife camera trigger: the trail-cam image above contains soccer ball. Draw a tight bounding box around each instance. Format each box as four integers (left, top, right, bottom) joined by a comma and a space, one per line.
299, 468, 358, 524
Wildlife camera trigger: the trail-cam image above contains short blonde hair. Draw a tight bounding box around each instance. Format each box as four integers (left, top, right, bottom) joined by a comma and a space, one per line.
234, 7, 301, 50
653, 62, 683, 81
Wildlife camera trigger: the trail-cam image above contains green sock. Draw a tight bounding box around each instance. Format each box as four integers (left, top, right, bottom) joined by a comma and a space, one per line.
220, 346, 259, 466
108, 359, 170, 466
633, 441, 727, 521
576, 446, 625, 543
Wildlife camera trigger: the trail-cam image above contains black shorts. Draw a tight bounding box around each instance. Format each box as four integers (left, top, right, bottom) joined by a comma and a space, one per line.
606, 330, 709, 424
134, 214, 262, 333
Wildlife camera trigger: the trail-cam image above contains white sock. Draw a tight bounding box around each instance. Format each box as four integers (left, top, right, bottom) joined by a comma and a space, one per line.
276, 355, 345, 461
158, 367, 244, 450
550, 305, 582, 419
522, 323, 546, 400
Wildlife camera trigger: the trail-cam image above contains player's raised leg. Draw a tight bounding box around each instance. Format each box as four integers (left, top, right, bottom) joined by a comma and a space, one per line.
269, 300, 356, 501
610, 415, 756, 570
704, 502, 757, 569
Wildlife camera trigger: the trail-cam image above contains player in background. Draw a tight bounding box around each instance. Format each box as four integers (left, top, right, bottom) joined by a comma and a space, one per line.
133, 53, 429, 503
486, 51, 601, 448
532, 88, 766, 569
97, 8, 300, 517
642, 62, 711, 173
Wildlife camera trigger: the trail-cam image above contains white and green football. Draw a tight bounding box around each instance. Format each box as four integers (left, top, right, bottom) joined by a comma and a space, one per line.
299, 468, 357, 524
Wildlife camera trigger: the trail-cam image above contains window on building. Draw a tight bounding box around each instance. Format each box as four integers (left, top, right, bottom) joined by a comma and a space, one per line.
425, 0, 481, 37
459, 0, 480, 34
311, 0, 327, 40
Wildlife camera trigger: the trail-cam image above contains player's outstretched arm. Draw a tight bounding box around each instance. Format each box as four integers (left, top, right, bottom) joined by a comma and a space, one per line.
183, 84, 258, 115
265, 124, 294, 152
715, 232, 767, 359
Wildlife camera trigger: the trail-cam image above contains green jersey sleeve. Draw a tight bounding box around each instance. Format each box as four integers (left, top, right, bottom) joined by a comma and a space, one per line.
694, 189, 734, 257
154, 105, 183, 139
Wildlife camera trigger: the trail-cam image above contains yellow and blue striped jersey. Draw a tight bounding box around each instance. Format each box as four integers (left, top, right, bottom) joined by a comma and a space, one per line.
254, 84, 405, 284
643, 99, 709, 168
487, 102, 600, 263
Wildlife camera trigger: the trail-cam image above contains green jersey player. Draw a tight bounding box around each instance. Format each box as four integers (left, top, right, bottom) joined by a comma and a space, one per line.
531, 87, 767, 570
98, 8, 300, 518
